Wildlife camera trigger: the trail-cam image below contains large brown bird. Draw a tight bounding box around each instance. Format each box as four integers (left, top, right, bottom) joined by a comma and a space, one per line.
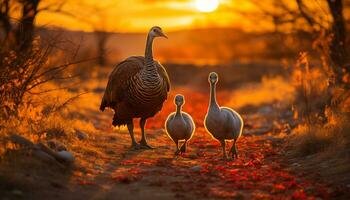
100, 26, 170, 149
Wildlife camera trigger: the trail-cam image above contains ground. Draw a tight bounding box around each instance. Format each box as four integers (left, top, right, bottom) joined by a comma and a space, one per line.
0, 68, 349, 200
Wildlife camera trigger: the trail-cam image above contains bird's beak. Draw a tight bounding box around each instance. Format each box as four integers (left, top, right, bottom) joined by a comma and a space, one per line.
160, 31, 168, 39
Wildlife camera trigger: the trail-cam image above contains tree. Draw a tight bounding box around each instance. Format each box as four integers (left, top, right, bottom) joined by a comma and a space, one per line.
326, 0, 349, 84
94, 30, 110, 66
236, 0, 349, 85
65, 1, 117, 66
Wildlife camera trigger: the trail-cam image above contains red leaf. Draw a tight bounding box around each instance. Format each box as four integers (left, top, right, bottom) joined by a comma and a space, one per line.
274, 184, 286, 190
292, 190, 307, 200
78, 180, 95, 185
112, 175, 141, 184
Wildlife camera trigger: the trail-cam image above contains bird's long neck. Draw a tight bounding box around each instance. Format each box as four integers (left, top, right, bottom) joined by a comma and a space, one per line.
175, 105, 182, 117
209, 83, 219, 110
144, 34, 155, 68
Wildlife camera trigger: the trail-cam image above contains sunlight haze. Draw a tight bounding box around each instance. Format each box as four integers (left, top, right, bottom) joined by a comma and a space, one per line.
35, 0, 267, 33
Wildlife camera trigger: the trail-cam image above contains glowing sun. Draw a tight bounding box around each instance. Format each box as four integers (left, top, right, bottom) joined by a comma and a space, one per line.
196, 0, 219, 13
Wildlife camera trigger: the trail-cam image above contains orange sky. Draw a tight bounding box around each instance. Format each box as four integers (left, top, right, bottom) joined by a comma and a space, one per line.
35, 0, 265, 33
34, 0, 334, 33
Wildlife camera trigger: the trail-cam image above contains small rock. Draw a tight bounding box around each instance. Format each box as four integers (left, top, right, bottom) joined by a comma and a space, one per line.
244, 127, 271, 136
106, 150, 115, 155
154, 129, 165, 134
56, 144, 67, 151
33, 150, 56, 162
258, 106, 274, 115
109, 136, 117, 141
188, 153, 198, 159
57, 151, 75, 163
47, 140, 67, 151
11, 189, 23, 196
94, 165, 102, 170
79, 167, 87, 174
75, 130, 88, 140
10, 134, 34, 147
292, 162, 301, 167
266, 136, 283, 143
190, 165, 203, 172
46, 128, 66, 138
50, 181, 66, 189
93, 87, 105, 93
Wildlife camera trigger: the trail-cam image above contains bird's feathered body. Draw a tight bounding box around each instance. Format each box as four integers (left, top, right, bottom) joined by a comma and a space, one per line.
100, 26, 169, 150
166, 112, 195, 142
165, 94, 195, 155
100, 56, 170, 126
204, 72, 243, 159
205, 106, 243, 141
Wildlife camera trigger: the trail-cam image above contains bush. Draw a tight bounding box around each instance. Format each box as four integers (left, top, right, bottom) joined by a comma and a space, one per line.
0, 37, 88, 156
0, 37, 79, 120
289, 52, 350, 159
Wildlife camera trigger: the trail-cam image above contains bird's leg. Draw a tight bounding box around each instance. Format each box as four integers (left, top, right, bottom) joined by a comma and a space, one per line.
174, 140, 180, 155
230, 139, 238, 159
220, 140, 228, 160
127, 120, 139, 150
139, 118, 154, 149
180, 140, 187, 153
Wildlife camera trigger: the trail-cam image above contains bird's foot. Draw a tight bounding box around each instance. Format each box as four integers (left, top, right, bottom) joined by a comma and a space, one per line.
180, 144, 186, 153
130, 142, 140, 150
222, 154, 229, 161
228, 151, 235, 160
139, 140, 154, 149
223, 156, 234, 161
230, 147, 238, 159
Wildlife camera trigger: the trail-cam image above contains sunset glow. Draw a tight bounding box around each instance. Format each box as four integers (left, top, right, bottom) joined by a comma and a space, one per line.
196, 0, 219, 13
34, 0, 262, 33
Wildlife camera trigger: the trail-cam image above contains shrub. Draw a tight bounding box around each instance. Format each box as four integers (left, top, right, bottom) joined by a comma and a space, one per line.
290, 52, 350, 159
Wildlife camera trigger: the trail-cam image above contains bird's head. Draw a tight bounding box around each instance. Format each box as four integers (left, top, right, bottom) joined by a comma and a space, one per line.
149, 26, 168, 39
209, 72, 218, 84
174, 94, 185, 107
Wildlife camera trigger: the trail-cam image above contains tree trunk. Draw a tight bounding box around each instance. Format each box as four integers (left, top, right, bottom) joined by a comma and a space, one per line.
15, 0, 40, 52
0, 0, 12, 48
95, 31, 109, 66
326, 0, 349, 84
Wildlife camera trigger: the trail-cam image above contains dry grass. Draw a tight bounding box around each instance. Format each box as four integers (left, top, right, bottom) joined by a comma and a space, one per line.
286, 53, 350, 185
289, 113, 350, 156
228, 76, 295, 110
289, 53, 350, 156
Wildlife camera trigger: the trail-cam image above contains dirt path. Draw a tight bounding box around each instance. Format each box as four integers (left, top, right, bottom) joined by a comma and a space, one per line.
2, 89, 345, 200
27, 120, 334, 200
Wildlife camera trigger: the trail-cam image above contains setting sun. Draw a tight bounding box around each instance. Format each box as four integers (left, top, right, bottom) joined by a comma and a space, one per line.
196, 0, 219, 13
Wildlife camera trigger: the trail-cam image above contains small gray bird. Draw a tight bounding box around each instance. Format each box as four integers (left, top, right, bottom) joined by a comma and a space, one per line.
100, 26, 171, 150
204, 72, 243, 160
165, 94, 195, 155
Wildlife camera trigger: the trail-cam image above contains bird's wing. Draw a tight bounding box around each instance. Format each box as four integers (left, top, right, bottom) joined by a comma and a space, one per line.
155, 61, 171, 92
100, 56, 143, 110
183, 112, 195, 133
222, 107, 243, 136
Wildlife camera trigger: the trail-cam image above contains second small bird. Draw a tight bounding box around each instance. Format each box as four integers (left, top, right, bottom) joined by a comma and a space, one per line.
165, 94, 195, 155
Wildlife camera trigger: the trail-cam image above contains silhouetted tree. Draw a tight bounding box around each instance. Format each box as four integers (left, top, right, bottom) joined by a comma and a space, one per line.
326, 0, 349, 82
0, 0, 66, 51
237, 0, 349, 85
65, 2, 116, 66
94, 30, 110, 66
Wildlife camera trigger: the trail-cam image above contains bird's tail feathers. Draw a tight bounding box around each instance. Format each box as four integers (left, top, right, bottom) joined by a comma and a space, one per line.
100, 95, 107, 111
112, 114, 128, 127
